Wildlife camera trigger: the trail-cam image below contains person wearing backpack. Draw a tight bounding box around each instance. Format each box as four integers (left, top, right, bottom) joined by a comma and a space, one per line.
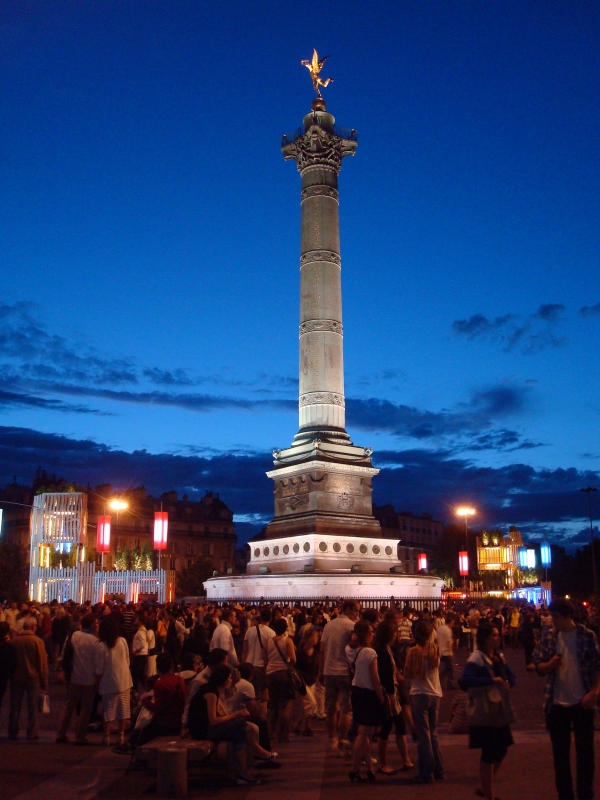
56, 614, 99, 745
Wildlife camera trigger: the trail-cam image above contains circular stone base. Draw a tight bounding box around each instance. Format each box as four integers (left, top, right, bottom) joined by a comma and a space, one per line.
203, 572, 443, 603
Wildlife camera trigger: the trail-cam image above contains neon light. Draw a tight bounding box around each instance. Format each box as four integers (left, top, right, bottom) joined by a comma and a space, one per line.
96, 515, 111, 553
154, 512, 168, 550
459, 551, 469, 576
540, 543, 551, 568
418, 553, 428, 571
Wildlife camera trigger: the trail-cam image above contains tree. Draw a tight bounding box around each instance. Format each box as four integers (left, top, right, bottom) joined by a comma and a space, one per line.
176, 557, 215, 597
0, 542, 28, 601
114, 546, 129, 571
141, 545, 154, 571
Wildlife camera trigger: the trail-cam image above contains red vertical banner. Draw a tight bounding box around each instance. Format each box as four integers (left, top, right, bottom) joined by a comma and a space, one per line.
154, 511, 168, 550
96, 515, 111, 553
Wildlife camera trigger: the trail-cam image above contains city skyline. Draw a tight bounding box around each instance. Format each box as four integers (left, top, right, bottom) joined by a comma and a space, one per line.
1, 2, 599, 547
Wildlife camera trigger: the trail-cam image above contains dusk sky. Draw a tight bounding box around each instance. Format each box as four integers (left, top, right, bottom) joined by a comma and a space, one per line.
1, 1, 599, 547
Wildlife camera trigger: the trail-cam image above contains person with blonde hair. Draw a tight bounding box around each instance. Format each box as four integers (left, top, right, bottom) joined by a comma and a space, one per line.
404, 619, 443, 784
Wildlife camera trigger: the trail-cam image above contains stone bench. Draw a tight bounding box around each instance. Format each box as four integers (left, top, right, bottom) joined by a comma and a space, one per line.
138, 737, 214, 771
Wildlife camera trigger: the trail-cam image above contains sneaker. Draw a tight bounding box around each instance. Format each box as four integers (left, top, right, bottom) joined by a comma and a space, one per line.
236, 775, 261, 786
255, 752, 278, 761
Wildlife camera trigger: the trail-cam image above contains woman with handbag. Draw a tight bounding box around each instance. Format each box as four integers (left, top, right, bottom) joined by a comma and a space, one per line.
264, 617, 296, 743
459, 621, 516, 800
374, 621, 413, 774
345, 619, 385, 783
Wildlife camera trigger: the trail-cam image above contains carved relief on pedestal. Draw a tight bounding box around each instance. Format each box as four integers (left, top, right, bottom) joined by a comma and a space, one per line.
299, 319, 343, 336
337, 493, 355, 511
299, 392, 345, 407
300, 250, 341, 268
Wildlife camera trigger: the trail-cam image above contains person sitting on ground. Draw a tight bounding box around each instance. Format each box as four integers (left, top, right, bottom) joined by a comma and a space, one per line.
188, 664, 278, 786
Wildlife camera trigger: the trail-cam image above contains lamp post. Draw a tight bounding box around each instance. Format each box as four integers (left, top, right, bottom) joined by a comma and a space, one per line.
581, 487, 598, 602
457, 507, 476, 590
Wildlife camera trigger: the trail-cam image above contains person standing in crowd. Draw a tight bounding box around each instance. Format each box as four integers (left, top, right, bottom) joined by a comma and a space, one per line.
374, 620, 412, 774
4, 601, 19, 632
468, 605, 480, 653
264, 617, 296, 743
8, 616, 49, 741
460, 622, 516, 800
211, 608, 239, 668
508, 606, 520, 648
51, 606, 70, 670
436, 615, 455, 690
0, 622, 15, 715
242, 607, 275, 711
319, 599, 359, 756
404, 619, 443, 784
131, 615, 149, 691
95, 615, 133, 746
534, 598, 600, 800
56, 614, 99, 744
345, 619, 384, 782
519, 611, 537, 671
292, 627, 320, 736
120, 604, 137, 647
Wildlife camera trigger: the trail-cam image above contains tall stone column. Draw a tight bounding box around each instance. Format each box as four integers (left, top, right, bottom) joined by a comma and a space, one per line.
260, 98, 381, 546
282, 98, 357, 439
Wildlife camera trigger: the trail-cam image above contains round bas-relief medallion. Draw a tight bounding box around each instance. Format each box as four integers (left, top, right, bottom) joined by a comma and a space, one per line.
385, 546, 393, 556
293, 543, 300, 553
346, 543, 354, 553
333, 542, 341, 553
283, 544, 289, 554
303, 542, 310, 552
359, 544, 367, 554
319, 542, 327, 552
273, 546, 279, 555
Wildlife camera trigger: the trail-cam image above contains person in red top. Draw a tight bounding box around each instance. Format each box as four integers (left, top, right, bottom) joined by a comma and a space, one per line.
113, 652, 185, 754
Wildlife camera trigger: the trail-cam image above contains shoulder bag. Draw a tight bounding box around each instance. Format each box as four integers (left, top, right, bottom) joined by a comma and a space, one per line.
273, 638, 307, 698
466, 659, 516, 727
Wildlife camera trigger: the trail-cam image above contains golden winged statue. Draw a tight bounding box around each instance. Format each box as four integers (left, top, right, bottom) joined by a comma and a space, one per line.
301, 49, 333, 98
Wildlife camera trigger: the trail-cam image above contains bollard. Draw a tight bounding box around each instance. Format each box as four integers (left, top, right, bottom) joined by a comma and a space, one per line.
157, 746, 187, 798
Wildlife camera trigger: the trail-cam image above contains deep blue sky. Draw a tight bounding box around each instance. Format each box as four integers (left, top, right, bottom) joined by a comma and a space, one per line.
1, 1, 599, 546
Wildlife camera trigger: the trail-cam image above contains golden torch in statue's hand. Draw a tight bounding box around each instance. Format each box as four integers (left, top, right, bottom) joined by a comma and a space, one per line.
301, 49, 333, 98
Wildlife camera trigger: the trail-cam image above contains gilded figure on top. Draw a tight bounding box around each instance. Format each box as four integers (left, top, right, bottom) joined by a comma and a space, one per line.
301, 49, 333, 97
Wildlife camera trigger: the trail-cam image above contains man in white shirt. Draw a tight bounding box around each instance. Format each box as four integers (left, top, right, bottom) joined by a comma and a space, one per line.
56, 614, 99, 744
242, 608, 275, 706
210, 609, 239, 667
436, 620, 454, 689
318, 599, 359, 755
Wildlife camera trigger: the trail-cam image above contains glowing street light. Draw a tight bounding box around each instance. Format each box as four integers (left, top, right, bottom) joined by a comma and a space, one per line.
457, 507, 476, 589
109, 499, 128, 511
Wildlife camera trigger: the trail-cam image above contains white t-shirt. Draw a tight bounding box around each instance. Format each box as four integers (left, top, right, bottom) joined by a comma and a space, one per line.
554, 629, 585, 707
436, 624, 453, 657
345, 646, 377, 690
225, 678, 256, 712
70, 629, 99, 686
95, 637, 133, 696
243, 624, 276, 666
321, 615, 356, 676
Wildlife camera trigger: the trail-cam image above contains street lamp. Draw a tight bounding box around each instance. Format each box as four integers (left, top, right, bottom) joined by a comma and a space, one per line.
107, 499, 128, 571
581, 487, 598, 602
457, 507, 476, 590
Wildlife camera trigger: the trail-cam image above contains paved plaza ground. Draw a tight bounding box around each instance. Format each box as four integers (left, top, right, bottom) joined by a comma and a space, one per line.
0, 647, 598, 800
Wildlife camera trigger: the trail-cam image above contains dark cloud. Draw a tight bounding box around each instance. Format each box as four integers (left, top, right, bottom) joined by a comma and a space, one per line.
142, 367, 195, 386
580, 302, 600, 318
452, 303, 566, 354
1, 426, 596, 547
0, 390, 102, 415
346, 385, 531, 450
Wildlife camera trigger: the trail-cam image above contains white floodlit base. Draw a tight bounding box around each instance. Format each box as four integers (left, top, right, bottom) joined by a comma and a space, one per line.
204, 572, 443, 603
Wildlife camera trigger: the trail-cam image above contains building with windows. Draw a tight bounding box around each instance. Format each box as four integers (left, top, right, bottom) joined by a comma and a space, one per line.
372, 504, 445, 574
476, 526, 523, 588
0, 472, 237, 577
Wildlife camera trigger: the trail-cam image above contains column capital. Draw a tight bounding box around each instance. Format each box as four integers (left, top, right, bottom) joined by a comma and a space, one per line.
282, 124, 357, 173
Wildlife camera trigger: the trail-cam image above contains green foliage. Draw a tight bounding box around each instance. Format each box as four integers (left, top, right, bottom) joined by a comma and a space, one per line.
176, 557, 215, 597
141, 545, 154, 571
515, 567, 542, 587
114, 546, 129, 571
130, 545, 143, 570
478, 569, 509, 591
0, 542, 28, 601
49, 548, 76, 569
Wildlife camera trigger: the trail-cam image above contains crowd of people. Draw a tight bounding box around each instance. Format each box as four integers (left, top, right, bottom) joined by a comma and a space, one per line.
0, 595, 599, 796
